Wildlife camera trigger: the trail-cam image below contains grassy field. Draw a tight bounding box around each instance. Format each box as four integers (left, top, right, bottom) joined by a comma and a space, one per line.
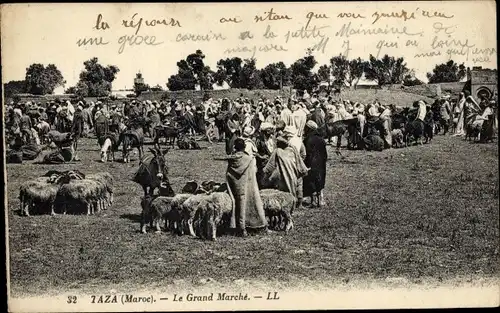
6, 134, 499, 297
338, 89, 434, 106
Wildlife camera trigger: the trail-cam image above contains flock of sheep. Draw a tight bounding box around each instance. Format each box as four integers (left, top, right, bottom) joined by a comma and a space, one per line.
18, 170, 114, 216
141, 180, 296, 241
18, 170, 296, 241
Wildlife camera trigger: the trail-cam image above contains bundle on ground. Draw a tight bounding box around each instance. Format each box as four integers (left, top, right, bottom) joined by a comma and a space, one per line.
85, 172, 114, 208
19, 176, 59, 216
55, 179, 106, 215
181, 181, 200, 194
260, 189, 295, 233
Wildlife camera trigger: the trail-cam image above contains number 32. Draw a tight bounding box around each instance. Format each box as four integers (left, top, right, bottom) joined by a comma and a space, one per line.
67, 296, 77, 304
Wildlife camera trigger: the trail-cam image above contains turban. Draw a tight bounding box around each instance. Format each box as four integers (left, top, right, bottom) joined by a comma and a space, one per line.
260, 122, 275, 131
306, 120, 318, 130
242, 126, 255, 137
283, 125, 297, 137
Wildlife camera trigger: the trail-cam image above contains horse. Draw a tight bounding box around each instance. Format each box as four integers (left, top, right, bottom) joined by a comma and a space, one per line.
132, 146, 173, 198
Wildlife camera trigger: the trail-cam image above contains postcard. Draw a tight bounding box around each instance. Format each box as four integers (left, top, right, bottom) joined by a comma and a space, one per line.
2, 2, 498, 312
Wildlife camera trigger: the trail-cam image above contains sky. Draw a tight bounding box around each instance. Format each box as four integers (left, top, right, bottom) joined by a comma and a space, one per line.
1, 1, 497, 93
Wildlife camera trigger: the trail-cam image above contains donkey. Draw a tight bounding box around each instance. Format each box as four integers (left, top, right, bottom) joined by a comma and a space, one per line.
132, 146, 173, 198
324, 118, 361, 151
119, 118, 146, 163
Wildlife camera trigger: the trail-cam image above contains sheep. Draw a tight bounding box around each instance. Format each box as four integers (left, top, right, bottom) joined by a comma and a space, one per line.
260, 189, 295, 233
167, 193, 194, 234
194, 191, 234, 241
180, 194, 207, 237
391, 128, 405, 148
85, 172, 114, 209
55, 179, 106, 215
140, 195, 169, 233
19, 176, 59, 216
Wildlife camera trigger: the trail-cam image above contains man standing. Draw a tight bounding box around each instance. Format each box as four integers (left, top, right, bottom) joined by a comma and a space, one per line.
302, 120, 327, 207
379, 105, 393, 149
440, 97, 452, 135
82, 102, 94, 137
241, 126, 257, 156
221, 138, 268, 237
416, 100, 427, 122
71, 105, 85, 161
292, 100, 307, 138
283, 125, 306, 211
280, 99, 294, 126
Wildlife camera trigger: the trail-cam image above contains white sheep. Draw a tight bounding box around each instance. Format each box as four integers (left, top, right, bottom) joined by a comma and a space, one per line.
19, 176, 59, 216
55, 179, 106, 215
167, 193, 194, 234
260, 189, 295, 233
85, 172, 114, 209
181, 194, 207, 237
193, 191, 234, 241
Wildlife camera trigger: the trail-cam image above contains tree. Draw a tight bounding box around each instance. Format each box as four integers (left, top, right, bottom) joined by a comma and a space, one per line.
346, 58, 366, 89
167, 50, 214, 91
426, 60, 467, 83
364, 54, 409, 86
4, 80, 26, 98
329, 55, 349, 89
317, 64, 331, 91
403, 69, 424, 86
24, 63, 65, 95
213, 57, 243, 88
65, 86, 77, 94
150, 84, 164, 92
75, 57, 119, 97
240, 58, 263, 90
290, 54, 319, 94
260, 62, 291, 90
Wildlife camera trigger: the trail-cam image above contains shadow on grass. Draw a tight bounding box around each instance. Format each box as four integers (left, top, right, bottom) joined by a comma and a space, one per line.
120, 213, 142, 223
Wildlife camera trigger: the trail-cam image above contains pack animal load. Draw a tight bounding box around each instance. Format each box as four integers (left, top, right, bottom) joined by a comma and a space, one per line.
18, 170, 114, 216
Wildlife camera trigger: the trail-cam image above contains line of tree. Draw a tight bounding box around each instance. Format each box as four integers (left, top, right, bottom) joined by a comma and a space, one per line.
2, 53, 482, 99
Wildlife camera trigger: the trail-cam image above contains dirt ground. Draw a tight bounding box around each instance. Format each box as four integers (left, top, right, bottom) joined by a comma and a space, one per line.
6, 134, 499, 297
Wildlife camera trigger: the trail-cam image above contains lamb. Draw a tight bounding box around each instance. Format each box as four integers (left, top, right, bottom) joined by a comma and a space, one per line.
193, 191, 234, 241
260, 189, 295, 233
391, 129, 405, 148
167, 193, 195, 234
19, 176, 59, 216
55, 179, 106, 215
140, 195, 170, 233
85, 172, 114, 209
181, 194, 207, 237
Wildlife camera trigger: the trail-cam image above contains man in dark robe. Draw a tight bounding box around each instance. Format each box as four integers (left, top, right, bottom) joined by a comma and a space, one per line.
71, 106, 85, 161
311, 103, 326, 137
254, 122, 276, 188
302, 120, 328, 207
225, 113, 241, 155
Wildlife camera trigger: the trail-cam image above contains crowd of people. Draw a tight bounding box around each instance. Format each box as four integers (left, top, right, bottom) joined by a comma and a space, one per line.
4, 88, 497, 164
4, 88, 497, 235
